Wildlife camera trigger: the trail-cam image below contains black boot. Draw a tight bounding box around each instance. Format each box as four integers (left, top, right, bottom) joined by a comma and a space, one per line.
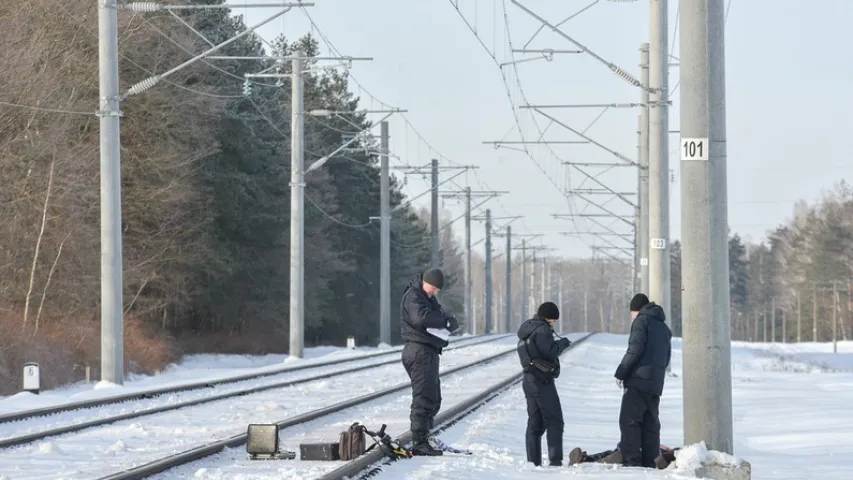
525, 435, 542, 466
411, 433, 443, 456
548, 445, 563, 466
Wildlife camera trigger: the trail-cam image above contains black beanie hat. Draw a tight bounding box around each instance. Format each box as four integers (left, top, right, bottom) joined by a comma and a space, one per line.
630, 293, 650, 312
537, 302, 560, 320
422, 268, 445, 289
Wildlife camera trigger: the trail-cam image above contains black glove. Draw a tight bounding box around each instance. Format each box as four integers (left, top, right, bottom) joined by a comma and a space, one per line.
557, 337, 571, 351
446, 315, 459, 332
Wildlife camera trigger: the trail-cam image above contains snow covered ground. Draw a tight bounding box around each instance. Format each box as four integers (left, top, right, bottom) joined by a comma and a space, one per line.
376, 334, 853, 479
0, 334, 489, 415
734, 339, 853, 372
0, 336, 514, 479
146, 333, 589, 480
3, 332, 852, 479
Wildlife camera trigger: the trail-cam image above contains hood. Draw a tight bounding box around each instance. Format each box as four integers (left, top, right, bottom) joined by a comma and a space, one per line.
404, 273, 424, 294
640, 302, 666, 322
517, 316, 550, 340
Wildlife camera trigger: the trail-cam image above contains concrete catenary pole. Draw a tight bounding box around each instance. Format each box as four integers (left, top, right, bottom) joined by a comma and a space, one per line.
379, 121, 391, 345
464, 188, 472, 334
289, 54, 306, 358
679, 0, 734, 454
520, 239, 528, 321
638, 43, 651, 295
505, 226, 512, 333
430, 159, 440, 268
484, 209, 493, 334
648, 0, 671, 322
99, 0, 124, 384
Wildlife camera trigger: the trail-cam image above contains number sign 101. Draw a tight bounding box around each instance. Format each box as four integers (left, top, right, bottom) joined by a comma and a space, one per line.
681, 138, 709, 161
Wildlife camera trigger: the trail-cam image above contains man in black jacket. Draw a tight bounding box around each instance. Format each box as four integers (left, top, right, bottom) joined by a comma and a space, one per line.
517, 302, 572, 467
400, 268, 459, 456
614, 293, 672, 468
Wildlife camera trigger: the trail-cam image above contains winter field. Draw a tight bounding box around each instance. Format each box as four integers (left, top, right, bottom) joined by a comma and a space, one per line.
0, 333, 851, 479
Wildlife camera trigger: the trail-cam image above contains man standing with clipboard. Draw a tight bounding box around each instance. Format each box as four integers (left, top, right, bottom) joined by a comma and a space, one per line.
399, 268, 459, 456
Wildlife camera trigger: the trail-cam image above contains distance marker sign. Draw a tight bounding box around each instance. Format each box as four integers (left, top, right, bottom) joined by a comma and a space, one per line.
681, 137, 709, 161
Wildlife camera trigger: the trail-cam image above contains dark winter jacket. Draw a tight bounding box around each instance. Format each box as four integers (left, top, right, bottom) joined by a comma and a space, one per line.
516, 316, 570, 378
614, 302, 672, 396
400, 273, 453, 352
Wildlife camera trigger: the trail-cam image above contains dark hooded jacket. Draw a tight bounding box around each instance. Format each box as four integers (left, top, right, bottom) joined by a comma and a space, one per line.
614, 302, 672, 396
516, 316, 564, 376
400, 273, 452, 352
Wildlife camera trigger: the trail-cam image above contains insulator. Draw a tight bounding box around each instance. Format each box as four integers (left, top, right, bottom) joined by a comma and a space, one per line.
126, 76, 160, 96
124, 2, 162, 13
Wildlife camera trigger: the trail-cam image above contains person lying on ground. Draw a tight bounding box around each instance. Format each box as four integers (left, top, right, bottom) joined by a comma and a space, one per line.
568, 442, 678, 469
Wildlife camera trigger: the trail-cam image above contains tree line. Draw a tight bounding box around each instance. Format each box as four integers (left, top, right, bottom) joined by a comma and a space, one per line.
669, 181, 853, 343
0, 0, 473, 390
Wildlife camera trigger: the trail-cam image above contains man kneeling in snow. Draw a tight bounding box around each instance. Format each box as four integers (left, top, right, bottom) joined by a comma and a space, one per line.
568, 443, 678, 469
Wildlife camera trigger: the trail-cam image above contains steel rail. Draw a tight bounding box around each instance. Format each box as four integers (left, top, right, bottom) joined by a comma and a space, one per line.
0, 334, 507, 425
318, 332, 596, 480
94, 337, 538, 480
0, 335, 510, 447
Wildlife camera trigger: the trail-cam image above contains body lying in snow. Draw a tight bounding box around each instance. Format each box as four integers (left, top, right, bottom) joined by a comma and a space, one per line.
568, 443, 678, 469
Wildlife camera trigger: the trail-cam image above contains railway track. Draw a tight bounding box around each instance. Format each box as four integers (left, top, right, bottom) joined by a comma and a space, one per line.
319, 332, 595, 480
0, 333, 506, 428
123, 332, 593, 480
0, 335, 519, 479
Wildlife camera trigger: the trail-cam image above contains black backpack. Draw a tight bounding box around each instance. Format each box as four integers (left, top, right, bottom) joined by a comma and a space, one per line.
519, 325, 560, 382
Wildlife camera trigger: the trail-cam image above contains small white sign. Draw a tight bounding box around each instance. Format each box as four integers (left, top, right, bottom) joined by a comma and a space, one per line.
650, 238, 666, 249
640, 258, 648, 266
22, 362, 40, 392
681, 137, 709, 161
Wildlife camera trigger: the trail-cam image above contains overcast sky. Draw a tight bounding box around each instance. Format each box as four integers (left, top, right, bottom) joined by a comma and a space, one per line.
237, 0, 853, 260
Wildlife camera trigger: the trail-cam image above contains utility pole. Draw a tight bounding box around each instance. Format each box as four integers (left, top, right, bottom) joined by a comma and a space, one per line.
257, 53, 370, 359
583, 290, 589, 332
484, 209, 493, 333
558, 274, 564, 332
392, 162, 473, 269
521, 239, 528, 323
475, 211, 519, 334
430, 159, 440, 268
443, 189, 506, 333
813, 283, 817, 342
379, 121, 391, 345
505, 226, 512, 332
679, 0, 734, 455
99, 0, 123, 384
98, 0, 314, 384
648, 0, 671, 324
522, 242, 554, 313
833, 282, 838, 353
797, 291, 801, 343
289, 54, 305, 359
509, 234, 542, 322
540, 256, 547, 303
113, 4, 325, 367
638, 43, 651, 295
771, 297, 776, 342
530, 252, 537, 315
464, 188, 471, 333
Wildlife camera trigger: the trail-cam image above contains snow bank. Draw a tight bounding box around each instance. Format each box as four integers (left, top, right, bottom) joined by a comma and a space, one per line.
672, 442, 751, 479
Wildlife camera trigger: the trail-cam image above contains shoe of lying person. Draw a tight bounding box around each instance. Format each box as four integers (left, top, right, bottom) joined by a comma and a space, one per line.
569, 447, 585, 466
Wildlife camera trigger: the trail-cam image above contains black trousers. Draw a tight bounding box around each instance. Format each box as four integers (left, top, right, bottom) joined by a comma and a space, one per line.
618, 386, 661, 467
402, 342, 441, 442
522, 373, 564, 466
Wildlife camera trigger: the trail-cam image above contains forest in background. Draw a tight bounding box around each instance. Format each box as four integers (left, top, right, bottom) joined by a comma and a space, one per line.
0, 1, 849, 394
